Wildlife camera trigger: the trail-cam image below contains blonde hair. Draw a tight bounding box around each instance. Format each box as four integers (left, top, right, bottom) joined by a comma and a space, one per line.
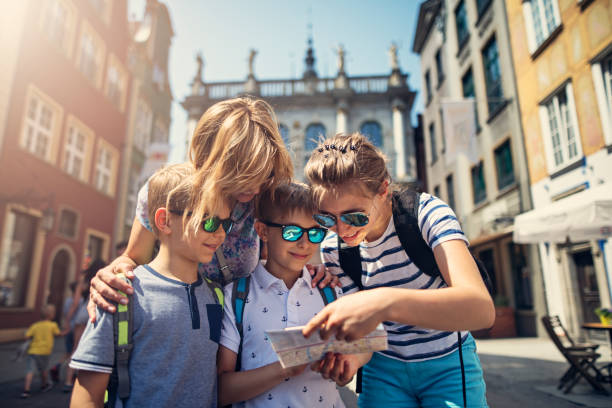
147, 163, 195, 236
256, 182, 317, 221
304, 132, 390, 204
187, 97, 293, 234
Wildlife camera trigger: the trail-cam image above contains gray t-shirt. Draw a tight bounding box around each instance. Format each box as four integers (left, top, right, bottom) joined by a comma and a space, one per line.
70, 265, 221, 408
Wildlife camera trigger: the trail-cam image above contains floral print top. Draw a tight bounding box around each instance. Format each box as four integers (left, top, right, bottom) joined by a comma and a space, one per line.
136, 182, 259, 285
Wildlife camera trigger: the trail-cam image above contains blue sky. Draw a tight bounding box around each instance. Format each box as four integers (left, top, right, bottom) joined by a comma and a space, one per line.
128, 0, 423, 162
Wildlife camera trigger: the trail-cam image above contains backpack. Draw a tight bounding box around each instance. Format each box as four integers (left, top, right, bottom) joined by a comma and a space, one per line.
231, 275, 338, 370
104, 274, 224, 408
337, 189, 493, 406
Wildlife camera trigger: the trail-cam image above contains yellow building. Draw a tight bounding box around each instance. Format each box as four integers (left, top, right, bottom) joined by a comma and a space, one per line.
506, 0, 612, 337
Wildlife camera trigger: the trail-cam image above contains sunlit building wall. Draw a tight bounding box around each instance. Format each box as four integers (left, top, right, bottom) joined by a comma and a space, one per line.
0, 0, 130, 341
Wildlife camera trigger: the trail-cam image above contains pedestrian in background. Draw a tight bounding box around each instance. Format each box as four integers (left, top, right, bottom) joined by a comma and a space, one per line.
22, 304, 67, 398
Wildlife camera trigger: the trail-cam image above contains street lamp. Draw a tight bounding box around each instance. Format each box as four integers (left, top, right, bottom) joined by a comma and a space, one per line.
41, 206, 55, 232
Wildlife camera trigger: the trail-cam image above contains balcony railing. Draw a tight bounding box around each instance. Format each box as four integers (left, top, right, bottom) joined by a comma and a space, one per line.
201, 75, 400, 100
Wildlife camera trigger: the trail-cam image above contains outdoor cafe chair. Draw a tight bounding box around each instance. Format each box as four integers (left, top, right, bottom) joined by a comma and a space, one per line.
542, 315, 610, 395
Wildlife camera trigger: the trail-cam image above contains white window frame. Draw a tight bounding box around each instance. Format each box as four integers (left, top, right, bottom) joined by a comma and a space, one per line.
94, 139, 118, 196
539, 82, 584, 174
133, 99, 153, 152
591, 50, 612, 146
522, 0, 561, 54
76, 20, 106, 89
104, 53, 128, 112
39, 0, 77, 59
20, 85, 63, 163
62, 115, 94, 182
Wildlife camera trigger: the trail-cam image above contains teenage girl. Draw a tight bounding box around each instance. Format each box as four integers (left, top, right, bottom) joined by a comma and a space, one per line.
303, 133, 493, 407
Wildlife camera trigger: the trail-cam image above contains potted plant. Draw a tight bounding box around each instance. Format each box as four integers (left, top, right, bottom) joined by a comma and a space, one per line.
595, 307, 612, 325
472, 295, 517, 338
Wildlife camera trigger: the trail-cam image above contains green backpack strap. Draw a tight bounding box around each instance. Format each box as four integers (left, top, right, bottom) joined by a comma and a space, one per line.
106, 273, 133, 407
231, 276, 250, 371
204, 277, 224, 308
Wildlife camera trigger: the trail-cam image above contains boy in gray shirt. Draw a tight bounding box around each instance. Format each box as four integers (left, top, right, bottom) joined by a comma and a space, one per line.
70, 164, 231, 408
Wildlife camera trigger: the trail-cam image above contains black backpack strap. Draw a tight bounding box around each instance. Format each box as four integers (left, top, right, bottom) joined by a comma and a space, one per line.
231, 276, 250, 371
337, 235, 364, 290
391, 190, 442, 280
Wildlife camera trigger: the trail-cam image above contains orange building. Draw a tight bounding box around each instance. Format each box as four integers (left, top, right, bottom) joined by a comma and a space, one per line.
0, 0, 130, 341
506, 0, 612, 337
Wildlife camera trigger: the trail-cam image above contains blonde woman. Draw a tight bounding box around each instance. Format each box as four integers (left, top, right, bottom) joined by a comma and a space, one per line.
88, 97, 334, 318
302, 133, 493, 407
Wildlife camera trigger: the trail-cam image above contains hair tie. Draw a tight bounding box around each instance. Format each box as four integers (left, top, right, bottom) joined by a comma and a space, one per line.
340, 147, 347, 153
318, 148, 324, 152
324, 144, 330, 150
330, 144, 336, 150
324, 154, 329, 158
350, 145, 357, 151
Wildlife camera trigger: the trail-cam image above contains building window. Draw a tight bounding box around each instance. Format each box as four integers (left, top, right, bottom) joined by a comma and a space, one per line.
20, 86, 62, 163
424, 70, 432, 105
494, 139, 515, 190
84, 229, 109, 266
104, 54, 128, 112
0, 210, 38, 308
446, 174, 455, 210
152, 120, 168, 144
57, 208, 78, 239
435, 49, 444, 86
592, 50, 612, 145
76, 21, 106, 88
40, 0, 77, 58
305, 123, 326, 163
63, 117, 93, 182
279, 123, 290, 147
125, 168, 139, 226
539, 83, 583, 172
152, 64, 165, 91
523, 0, 561, 54
476, 0, 493, 18
429, 122, 438, 164
133, 100, 152, 152
482, 36, 504, 116
462, 68, 479, 129
471, 161, 486, 205
360, 121, 383, 148
455, 1, 469, 50
88, 0, 112, 24
433, 185, 440, 198
94, 140, 119, 196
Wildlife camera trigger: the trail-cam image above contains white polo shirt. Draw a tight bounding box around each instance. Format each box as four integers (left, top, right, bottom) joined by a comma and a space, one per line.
220, 262, 345, 408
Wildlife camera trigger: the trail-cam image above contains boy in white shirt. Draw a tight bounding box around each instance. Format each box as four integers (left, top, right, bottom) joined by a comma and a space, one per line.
217, 183, 371, 407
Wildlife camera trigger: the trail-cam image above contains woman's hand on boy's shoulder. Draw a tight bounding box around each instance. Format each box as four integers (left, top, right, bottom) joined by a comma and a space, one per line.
306, 264, 341, 289
87, 260, 136, 322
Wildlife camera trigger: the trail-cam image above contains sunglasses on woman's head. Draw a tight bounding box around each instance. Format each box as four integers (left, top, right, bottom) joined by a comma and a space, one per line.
169, 210, 233, 234
262, 221, 327, 244
312, 211, 370, 228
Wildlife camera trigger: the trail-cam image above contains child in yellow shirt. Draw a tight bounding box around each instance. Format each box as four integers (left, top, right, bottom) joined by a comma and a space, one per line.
22, 304, 66, 398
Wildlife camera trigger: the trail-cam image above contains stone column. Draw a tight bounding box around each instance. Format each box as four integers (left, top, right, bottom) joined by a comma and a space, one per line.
392, 98, 407, 179
336, 99, 348, 134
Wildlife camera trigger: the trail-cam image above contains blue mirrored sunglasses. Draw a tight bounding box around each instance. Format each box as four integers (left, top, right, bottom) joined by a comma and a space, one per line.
312, 212, 370, 228
262, 221, 327, 244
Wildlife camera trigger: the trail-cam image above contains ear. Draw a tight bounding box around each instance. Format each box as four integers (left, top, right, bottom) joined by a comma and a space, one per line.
154, 208, 172, 235
377, 179, 390, 199
254, 219, 269, 242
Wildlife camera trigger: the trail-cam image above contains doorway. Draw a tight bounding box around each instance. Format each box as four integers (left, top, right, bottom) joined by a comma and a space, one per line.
572, 250, 600, 324
47, 249, 71, 322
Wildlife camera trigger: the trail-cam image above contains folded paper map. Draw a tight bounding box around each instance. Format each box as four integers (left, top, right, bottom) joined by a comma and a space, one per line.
266, 324, 388, 368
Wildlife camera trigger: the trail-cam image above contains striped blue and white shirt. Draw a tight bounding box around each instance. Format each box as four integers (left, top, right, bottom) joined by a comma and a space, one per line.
320, 193, 469, 362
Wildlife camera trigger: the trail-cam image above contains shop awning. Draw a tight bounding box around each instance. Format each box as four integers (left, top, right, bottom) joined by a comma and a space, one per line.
513, 184, 612, 243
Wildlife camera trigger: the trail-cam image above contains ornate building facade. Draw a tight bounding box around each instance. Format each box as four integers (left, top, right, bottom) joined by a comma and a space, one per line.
182, 40, 418, 183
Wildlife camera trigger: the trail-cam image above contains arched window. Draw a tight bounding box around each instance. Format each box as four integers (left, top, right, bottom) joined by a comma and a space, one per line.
360, 121, 383, 148
305, 123, 326, 153
278, 123, 290, 147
